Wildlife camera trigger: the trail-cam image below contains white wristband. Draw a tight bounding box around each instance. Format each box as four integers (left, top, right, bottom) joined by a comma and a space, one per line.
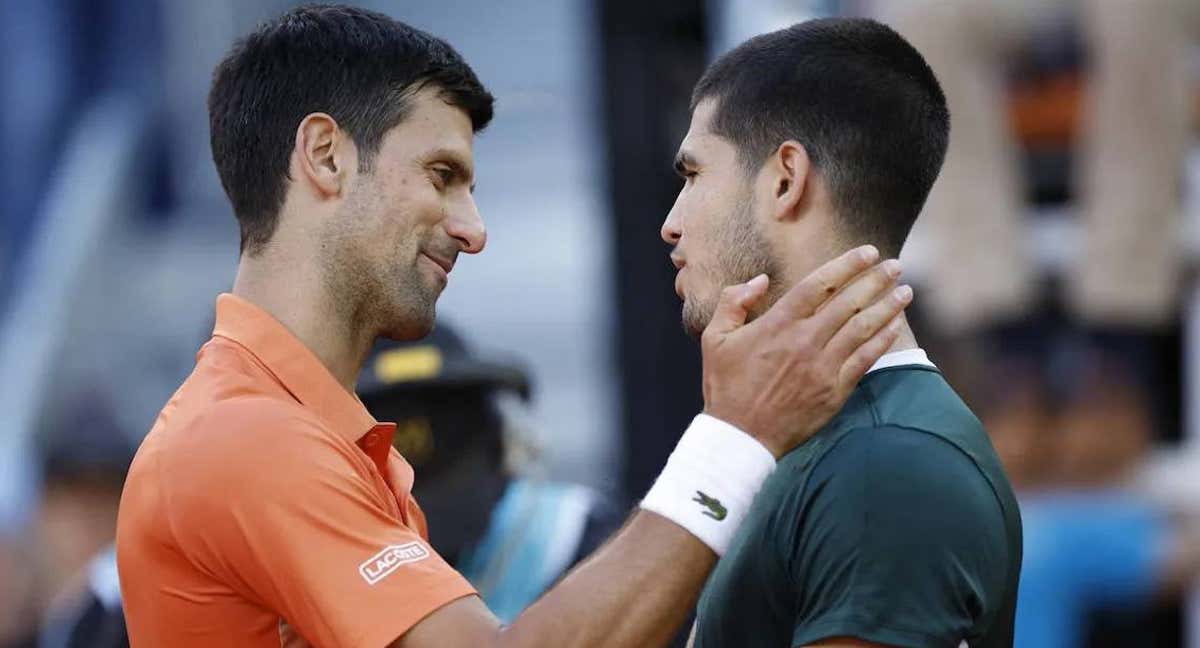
639, 414, 777, 555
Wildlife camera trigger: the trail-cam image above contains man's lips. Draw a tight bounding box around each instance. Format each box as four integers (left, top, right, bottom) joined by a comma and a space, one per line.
671, 255, 686, 298
422, 252, 455, 276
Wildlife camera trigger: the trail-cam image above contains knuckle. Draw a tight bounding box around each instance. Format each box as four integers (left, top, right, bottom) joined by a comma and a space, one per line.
812, 268, 837, 294
794, 329, 818, 357
865, 272, 890, 295
875, 262, 898, 285
820, 362, 839, 387
798, 340, 818, 360
852, 315, 872, 339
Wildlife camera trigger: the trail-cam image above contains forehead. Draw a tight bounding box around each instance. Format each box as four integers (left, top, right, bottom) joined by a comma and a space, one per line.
378, 87, 475, 161
678, 97, 735, 163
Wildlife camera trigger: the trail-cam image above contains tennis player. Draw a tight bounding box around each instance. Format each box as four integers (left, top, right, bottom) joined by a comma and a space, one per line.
666, 19, 1022, 648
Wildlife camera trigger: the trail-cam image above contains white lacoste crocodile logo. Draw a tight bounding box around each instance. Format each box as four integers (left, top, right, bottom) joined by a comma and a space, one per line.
359, 542, 430, 585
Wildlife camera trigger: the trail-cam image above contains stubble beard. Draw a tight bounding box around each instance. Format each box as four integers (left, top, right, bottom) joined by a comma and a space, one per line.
377, 256, 437, 341
682, 196, 781, 338
323, 187, 438, 345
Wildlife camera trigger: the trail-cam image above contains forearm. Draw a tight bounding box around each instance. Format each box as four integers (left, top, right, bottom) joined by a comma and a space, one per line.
396, 417, 771, 648
498, 510, 715, 648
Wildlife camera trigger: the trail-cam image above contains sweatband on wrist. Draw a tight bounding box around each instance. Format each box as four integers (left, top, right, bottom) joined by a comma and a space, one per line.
639, 413, 777, 555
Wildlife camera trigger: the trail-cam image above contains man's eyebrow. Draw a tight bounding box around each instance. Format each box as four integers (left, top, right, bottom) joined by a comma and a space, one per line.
429, 148, 475, 190
673, 150, 699, 177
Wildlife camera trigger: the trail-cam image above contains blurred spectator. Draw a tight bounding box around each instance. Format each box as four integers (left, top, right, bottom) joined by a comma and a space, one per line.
30, 392, 133, 648
357, 323, 622, 622
880, 0, 1199, 339
980, 343, 1200, 648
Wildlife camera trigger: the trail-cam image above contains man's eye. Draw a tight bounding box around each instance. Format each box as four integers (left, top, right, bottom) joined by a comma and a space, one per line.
433, 167, 454, 187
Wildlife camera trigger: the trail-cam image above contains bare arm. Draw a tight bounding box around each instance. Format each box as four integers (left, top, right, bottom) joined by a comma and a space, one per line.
398, 511, 714, 648
395, 246, 911, 648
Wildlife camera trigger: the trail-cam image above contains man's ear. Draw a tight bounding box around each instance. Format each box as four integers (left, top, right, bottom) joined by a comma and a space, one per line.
293, 113, 353, 200
766, 140, 811, 223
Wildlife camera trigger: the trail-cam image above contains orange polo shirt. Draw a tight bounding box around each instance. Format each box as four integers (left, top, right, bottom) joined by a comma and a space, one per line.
116, 294, 476, 647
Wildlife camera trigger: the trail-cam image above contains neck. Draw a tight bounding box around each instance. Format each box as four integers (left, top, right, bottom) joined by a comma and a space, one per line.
231, 251, 374, 392
886, 313, 919, 355
779, 237, 919, 356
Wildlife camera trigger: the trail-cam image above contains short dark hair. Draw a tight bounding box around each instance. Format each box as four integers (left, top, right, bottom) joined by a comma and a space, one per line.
692, 18, 949, 257
209, 4, 494, 254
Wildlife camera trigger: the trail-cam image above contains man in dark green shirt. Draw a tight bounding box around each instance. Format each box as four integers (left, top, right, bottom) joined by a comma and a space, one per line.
660, 18, 1022, 648
693, 356, 1020, 647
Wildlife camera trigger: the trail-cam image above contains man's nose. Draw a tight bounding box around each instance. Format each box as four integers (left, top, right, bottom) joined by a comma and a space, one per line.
661, 203, 682, 246
446, 195, 486, 254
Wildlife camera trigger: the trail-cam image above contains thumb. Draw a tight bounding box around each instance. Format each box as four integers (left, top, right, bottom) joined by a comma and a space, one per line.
704, 274, 770, 337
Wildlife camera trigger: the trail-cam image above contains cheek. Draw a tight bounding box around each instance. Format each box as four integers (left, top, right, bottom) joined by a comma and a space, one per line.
374, 188, 436, 243
684, 207, 726, 270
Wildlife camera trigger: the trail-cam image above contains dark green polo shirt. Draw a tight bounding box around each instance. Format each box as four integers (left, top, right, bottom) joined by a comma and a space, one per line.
693, 362, 1022, 648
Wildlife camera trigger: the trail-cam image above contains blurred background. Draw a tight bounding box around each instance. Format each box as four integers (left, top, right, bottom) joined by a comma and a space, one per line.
1, 0, 1199, 646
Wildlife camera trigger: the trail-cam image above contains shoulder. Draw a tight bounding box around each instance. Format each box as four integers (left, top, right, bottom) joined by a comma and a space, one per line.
765, 424, 1009, 566
859, 368, 985, 435
784, 427, 1014, 643
813, 425, 1001, 517
166, 397, 333, 475
158, 396, 363, 515
206, 393, 323, 431
155, 397, 385, 558
789, 426, 1012, 594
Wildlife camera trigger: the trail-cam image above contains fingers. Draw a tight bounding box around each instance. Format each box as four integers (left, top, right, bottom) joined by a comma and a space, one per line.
766, 245, 879, 322
703, 274, 770, 338
837, 311, 906, 390
807, 258, 902, 348
827, 284, 913, 374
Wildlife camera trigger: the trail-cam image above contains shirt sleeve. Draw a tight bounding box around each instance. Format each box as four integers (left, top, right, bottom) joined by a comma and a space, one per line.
167, 405, 476, 648
787, 426, 1011, 648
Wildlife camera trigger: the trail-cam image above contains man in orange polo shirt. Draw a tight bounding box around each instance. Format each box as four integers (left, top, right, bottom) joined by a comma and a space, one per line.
116, 5, 913, 647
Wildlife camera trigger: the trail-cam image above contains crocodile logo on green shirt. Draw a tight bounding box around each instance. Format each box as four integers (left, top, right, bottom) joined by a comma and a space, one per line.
693, 491, 727, 521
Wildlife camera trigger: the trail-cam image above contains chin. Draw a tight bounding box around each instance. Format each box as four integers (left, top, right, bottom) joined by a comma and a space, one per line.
381, 319, 434, 342
379, 302, 436, 341
680, 300, 711, 339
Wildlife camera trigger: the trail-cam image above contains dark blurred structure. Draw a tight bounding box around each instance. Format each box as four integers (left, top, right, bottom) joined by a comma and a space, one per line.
600, 0, 709, 505
358, 323, 620, 622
